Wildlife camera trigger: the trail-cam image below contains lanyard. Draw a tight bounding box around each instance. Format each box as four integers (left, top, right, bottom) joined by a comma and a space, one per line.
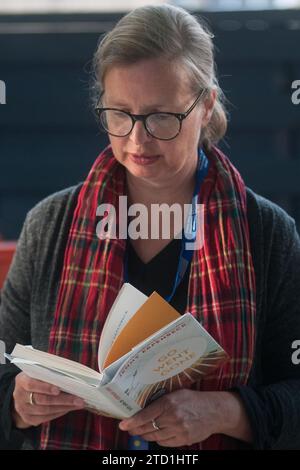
124, 148, 209, 302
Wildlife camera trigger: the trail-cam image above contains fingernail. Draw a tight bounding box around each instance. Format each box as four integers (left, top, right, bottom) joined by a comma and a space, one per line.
119, 421, 127, 430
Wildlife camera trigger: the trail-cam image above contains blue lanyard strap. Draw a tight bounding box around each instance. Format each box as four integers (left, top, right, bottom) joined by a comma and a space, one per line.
164, 148, 209, 301
124, 148, 209, 302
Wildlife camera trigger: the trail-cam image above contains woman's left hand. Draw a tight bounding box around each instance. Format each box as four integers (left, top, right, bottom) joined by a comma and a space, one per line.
119, 389, 225, 447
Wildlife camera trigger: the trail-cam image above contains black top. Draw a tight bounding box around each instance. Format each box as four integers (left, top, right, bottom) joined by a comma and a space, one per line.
127, 237, 190, 313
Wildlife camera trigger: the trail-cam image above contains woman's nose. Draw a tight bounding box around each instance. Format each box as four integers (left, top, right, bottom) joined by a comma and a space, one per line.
129, 120, 152, 145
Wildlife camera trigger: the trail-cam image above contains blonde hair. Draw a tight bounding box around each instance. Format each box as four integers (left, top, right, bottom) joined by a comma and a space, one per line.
92, 3, 228, 150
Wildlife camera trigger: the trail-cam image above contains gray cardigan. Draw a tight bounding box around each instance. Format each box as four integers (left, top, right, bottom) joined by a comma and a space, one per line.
1, 183, 300, 449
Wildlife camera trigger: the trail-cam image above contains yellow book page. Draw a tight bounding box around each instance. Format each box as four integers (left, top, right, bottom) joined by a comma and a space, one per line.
103, 292, 180, 369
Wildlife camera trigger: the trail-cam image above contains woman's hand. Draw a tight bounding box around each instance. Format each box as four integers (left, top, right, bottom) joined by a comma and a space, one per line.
119, 389, 253, 447
12, 372, 85, 429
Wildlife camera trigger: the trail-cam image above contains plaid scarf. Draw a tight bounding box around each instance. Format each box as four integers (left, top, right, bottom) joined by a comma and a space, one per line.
40, 145, 256, 450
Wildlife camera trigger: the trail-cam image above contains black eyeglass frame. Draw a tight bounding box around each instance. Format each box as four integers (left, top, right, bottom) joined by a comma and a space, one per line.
95, 88, 206, 141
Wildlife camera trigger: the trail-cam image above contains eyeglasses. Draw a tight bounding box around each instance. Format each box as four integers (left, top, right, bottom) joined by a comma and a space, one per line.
95, 89, 206, 141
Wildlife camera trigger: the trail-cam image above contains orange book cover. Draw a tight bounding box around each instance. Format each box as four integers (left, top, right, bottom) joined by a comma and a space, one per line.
103, 292, 180, 368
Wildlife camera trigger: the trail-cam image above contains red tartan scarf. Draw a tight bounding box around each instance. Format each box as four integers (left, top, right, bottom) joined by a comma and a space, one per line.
40, 145, 256, 450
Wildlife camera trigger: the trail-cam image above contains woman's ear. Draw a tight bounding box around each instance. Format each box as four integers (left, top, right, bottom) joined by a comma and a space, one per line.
202, 88, 217, 126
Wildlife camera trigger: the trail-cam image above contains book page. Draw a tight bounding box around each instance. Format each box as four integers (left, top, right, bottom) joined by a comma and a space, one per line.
11, 344, 102, 380
103, 291, 180, 369
98, 283, 148, 370
8, 358, 101, 387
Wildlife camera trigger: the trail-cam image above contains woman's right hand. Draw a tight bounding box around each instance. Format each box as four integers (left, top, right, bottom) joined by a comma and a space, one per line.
12, 372, 86, 429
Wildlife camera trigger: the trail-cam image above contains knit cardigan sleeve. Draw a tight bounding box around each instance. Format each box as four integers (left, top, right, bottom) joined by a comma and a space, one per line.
0, 207, 38, 448
234, 191, 300, 449
0, 185, 79, 449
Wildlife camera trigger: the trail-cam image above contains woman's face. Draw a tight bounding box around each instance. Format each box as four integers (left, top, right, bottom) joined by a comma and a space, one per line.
102, 57, 215, 187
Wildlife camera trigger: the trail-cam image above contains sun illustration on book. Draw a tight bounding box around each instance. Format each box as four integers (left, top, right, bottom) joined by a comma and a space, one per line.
136, 348, 227, 408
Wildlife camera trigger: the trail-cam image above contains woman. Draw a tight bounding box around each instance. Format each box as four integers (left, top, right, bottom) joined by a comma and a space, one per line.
1, 4, 300, 450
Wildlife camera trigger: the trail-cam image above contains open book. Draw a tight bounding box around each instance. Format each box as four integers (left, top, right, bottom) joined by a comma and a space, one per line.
6, 283, 229, 419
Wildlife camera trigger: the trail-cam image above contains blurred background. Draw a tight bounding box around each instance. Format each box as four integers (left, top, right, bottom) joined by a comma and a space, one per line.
0, 0, 300, 242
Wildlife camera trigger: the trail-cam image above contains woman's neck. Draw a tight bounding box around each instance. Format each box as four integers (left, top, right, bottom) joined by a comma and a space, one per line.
126, 165, 197, 208
125, 169, 196, 263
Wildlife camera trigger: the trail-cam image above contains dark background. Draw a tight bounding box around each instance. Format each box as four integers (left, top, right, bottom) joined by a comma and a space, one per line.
0, 8, 299, 239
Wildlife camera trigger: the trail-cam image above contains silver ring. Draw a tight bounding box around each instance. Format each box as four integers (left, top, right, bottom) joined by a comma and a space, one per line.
151, 419, 160, 431
29, 391, 35, 406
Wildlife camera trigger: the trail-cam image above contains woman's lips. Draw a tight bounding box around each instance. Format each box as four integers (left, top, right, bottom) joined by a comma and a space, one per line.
129, 154, 161, 166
